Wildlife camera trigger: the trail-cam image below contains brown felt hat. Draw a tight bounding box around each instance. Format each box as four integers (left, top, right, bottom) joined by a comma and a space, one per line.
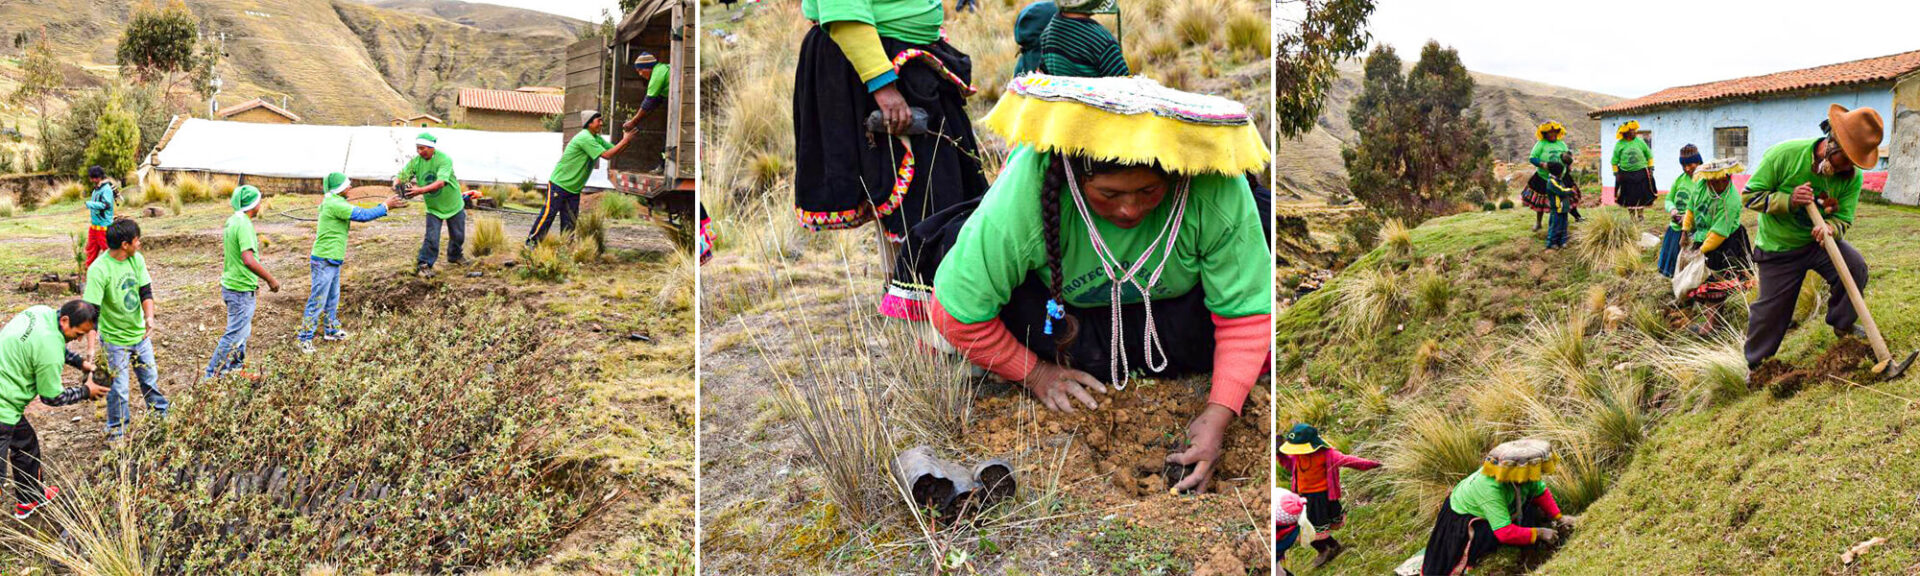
1827, 104, 1884, 170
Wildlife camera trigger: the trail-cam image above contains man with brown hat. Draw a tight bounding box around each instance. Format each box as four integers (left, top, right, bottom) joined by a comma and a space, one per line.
1741, 104, 1882, 369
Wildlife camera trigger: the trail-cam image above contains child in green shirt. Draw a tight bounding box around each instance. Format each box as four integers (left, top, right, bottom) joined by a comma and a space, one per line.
301, 173, 406, 354
204, 186, 280, 380
82, 218, 168, 439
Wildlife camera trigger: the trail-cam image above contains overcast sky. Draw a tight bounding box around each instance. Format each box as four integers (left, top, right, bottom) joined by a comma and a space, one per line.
463, 0, 623, 23
1359, 0, 1920, 98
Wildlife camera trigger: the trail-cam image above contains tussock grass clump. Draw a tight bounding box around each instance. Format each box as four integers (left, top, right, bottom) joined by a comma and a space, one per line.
1333, 266, 1410, 334
0, 195, 13, 218
56, 180, 87, 203
599, 192, 640, 220
1380, 218, 1414, 260
1546, 444, 1609, 515
471, 215, 505, 257
173, 173, 212, 203
485, 185, 512, 207
0, 463, 155, 575
141, 182, 175, 209
1516, 314, 1590, 391
1278, 391, 1335, 431
1223, 11, 1265, 57
167, 188, 185, 215
1170, 0, 1221, 46
1581, 378, 1649, 460
1610, 245, 1649, 277
575, 203, 608, 256
1576, 208, 1640, 268
518, 236, 576, 282
1413, 268, 1454, 317
1469, 367, 1541, 433
1386, 408, 1492, 509
571, 238, 602, 264
1643, 329, 1748, 409
208, 175, 238, 198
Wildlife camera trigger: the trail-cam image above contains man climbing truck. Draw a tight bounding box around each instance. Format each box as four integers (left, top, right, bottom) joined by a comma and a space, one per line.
562, 0, 695, 231
0, 301, 110, 520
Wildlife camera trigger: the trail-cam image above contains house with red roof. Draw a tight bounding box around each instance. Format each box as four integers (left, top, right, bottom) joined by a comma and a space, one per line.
1590, 50, 1920, 205
450, 86, 563, 132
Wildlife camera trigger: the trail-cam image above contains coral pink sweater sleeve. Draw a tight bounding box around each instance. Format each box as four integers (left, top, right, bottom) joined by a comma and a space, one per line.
1209, 313, 1271, 415
930, 293, 1038, 382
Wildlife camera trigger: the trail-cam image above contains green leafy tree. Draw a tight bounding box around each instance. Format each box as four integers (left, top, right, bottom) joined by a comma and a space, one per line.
117, 0, 199, 90
42, 86, 170, 177
191, 33, 223, 100
83, 98, 142, 181
1341, 42, 1499, 226
1275, 0, 1374, 139
10, 32, 62, 116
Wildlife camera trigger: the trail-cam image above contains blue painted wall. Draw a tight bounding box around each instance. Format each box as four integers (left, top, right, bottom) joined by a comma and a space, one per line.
1595, 85, 1892, 190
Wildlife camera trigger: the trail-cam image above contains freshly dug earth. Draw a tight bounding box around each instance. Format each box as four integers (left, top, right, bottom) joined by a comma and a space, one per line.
1750, 336, 1877, 397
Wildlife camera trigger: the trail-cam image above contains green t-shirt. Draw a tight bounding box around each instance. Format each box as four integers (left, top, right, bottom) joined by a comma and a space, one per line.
1665, 173, 1702, 231
932, 146, 1271, 324
1447, 472, 1547, 531
1612, 137, 1651, 172
1742, 138, 1859, 253
1529, 139, 1569, 180
312, 194, 357, 261
802, 0, 944, 45
83, 251, 151, 346
221, 212, 261, 292
0, 306, 71, 425
1691, 180, 1744, 244
647, 63, 671, 98
550, 130, 614, 194
399, 151, 463, 219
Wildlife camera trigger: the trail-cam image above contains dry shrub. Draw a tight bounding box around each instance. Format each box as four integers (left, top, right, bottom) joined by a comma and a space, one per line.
0, 195, 13, 218
471, 215, 505, 257
1380, 217, 1414, 260
57, 180, 87, 203
1385, 407, 1492, 509
0, 463, 156, 576
518, 236, 575, 282
173, 173, 212, 203
575, 203, 608, 256
599, 192, 640, 220
1170, 0, 1221, 46
1224, 10, 1266, 57
1333, 266, 1409, 334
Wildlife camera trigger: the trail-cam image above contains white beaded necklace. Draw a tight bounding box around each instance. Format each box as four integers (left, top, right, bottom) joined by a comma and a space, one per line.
1061, 159, 1191, 390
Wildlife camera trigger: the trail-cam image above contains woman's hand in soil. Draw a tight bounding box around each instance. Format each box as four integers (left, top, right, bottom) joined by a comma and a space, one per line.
873, 85, 913, 135
1168, 403, 1235, 493
1021, 362, 1106, 412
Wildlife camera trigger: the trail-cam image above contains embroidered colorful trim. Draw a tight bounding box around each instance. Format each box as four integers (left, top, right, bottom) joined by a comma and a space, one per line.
1004, 75, 1248, 125
796, 204, 872, 231
866, 48, 976, 223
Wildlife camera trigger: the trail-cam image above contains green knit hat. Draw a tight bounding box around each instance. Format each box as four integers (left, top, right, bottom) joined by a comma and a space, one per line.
415, 132, 437, 148
230, 185, 261, 212
323, 172, 349, 195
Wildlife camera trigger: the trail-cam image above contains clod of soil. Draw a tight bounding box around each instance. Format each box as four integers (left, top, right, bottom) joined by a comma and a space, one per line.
1751, 337, 1876, 397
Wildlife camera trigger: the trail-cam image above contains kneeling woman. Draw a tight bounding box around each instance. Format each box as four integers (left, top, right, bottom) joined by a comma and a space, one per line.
892, 74, 1272, 492
1420, 439, 1571, 576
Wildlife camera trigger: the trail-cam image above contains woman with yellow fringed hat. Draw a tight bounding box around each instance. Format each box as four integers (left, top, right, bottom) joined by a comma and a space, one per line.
883, 74, 1271, 494
1679, 157, 1753, 335
1611, 121, 1656, 221
1417, 439, 1570, 576
1522, 121, 1582, 230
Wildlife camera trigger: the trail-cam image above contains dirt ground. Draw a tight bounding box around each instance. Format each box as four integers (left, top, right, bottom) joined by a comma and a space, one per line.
699, 241, 1271, 575
0, 189, 692, 571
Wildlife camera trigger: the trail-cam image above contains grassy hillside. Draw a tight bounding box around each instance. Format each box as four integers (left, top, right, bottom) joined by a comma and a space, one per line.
1274, 59, 1621, 202
1276, 200, 1920, 575
0, 0, 580, 126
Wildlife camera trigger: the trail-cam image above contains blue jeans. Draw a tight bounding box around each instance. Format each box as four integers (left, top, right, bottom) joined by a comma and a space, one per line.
204, 289, 257, 378
418, 210, 467, 267
1546, 211, 1569, 249
103, 337, 167, 436
1656, 227, 1684, 277
300, 257, 344, 342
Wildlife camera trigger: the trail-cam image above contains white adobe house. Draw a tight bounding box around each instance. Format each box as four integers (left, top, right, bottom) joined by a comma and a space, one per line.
1589, 50, 1920, 205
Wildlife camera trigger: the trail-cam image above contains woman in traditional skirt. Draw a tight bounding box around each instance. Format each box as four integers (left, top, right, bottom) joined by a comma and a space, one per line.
885, 74, 1272, 493
1680, 158, 1754, 334
1523, 122, 1581, 229
1279, 422, 1381, 568
1274, 487, 1315, 576
1658, 144, 1705, 277
792, 0, 991, 280
1611, 120, 1656, 220
1420, 439, 1571, 576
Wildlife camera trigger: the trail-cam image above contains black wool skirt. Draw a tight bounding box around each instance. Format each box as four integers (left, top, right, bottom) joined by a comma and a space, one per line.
792, 27, 990, 241
1303, 490, 1345, 531
1614, 169, 1655, 208
1420, 497, 1500, 576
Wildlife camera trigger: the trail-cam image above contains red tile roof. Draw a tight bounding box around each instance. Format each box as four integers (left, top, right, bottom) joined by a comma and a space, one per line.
456, 87, 563, 115
1593, 50, 1920, 117
216, 98, 302, 122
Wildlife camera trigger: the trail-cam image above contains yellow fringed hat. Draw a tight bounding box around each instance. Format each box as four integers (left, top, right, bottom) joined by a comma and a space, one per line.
1536, 121, 1565, 140
1695, 157, 1745, 181
1616, 120, 1641, 138
1480, 439, 1558, 483
980, 74, 1270, 176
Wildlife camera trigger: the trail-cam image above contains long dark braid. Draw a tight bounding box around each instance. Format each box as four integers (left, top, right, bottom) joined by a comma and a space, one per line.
1040, 152, 1080, 366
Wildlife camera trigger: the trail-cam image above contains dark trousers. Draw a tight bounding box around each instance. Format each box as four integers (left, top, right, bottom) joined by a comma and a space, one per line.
1545, 211, 1569, 249
527, 183, 581, 245
1, 417, 44, 505
1744, 239, 1868, 367
998, 275, 1216, 381
418, 210, 467, 267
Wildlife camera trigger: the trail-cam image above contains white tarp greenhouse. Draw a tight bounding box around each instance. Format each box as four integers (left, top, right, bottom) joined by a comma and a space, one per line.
149, 118, 610, 188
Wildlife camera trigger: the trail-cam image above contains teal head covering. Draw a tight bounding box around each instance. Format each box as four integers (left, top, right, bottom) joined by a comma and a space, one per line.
230, 185, 261, 212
